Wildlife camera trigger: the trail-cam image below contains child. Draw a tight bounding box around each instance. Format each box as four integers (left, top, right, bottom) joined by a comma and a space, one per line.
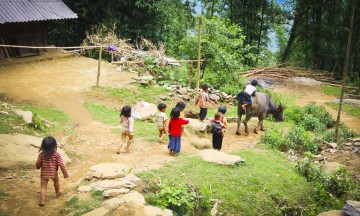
117, 105, 134, 154
195, 84, 214, 121
168, 107, 189, 155
211, 112, 224, 150
36, 136, 68, 207
218, 106, 228, 129
236, 79, 258, 114
156, 103, 168, 143
175, 101, 186, 119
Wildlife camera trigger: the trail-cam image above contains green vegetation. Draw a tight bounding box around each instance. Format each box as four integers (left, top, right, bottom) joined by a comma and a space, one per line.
64, 192, 102, 216
320, 85, 341, 96
139, 149, 314, 215
0, 191, 8, 198
325, 102, 360, 118
84, 102, 118, 125
17, 105, 69, 124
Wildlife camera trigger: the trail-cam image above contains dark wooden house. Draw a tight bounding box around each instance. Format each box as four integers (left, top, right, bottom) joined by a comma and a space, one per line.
0, 0, 77, 58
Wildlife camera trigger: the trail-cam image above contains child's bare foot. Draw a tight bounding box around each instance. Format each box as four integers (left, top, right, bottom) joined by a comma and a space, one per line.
56, 192, 62, 198
124, 147, 130, 152
116, 151, 121, 154
159, 139, 164, 144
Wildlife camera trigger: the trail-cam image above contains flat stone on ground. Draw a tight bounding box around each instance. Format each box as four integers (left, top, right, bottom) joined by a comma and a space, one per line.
343, 200, 360, 216
86, 163, 129, 180
199, 149, 245, 165
90, 179, 136, 191
78, 185, 92, 193
120, 174, 143, 186
103, 188, 130, 198
82, 207, 109, 216
0, 134, 71, 169
317, 210, 346, 216
103, 191, 146, 210
323, 162, 344, 173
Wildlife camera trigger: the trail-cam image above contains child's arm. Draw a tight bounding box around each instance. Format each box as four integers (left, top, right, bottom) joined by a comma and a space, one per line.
36, 153, 43, 169
129, 117, 134, 135
164, 119, 168, 133
56, 153, 69, 178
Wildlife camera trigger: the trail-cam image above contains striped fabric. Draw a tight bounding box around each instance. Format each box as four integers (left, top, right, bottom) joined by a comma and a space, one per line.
36, 151, 68, 179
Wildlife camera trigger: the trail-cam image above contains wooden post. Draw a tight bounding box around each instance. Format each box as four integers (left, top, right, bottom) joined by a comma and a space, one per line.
96, 47, 103, 86
111, 52, 114, 62
335, 0, 356, 143
195, 17, 202, 104
188, 63, 193, 87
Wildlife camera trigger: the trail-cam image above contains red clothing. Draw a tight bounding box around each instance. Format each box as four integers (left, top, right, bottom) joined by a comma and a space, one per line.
36, 151, 68, 179
168, 118, 189, 136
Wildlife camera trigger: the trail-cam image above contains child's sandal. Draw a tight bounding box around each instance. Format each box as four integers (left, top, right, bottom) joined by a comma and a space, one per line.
38, 203, 44, 207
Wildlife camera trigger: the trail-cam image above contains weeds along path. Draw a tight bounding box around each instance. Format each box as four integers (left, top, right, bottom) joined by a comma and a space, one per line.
273, 82, 360, 133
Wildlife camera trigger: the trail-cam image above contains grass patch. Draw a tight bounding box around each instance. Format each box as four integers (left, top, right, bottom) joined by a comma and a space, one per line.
93, 85, 169, 106
320, 84, 341, 96
325, 102, 360, 118
139, 148, 313, 215
84, 102, 118, 125
0, 191, 8, 198
64, 194, 101, 216
17, 105, 69, 124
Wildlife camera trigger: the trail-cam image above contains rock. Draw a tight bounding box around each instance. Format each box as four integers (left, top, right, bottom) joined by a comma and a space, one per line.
13, 109, 33, 123
103, 191, 146, 210
82, 207, 109, 216
176, 88, 188, 95
85, 163, 129, 180
199, 149, 245, 165
221, 92, 228, 97
166, 93, 174, 97
103, 188, 130, 198
120, 174, 143, 186
0, 111, 9, 115
180, 95, 191, 101
0, 134, 71, 169
78, 185, 92, 193
352, 147, 360, 153
343, 200, 360, 216
191, 138, 211, 150
209, 94, 220, 101
135, 75, 154, 85
188, 119, 211, 133
323, 162, 344, 172
184, 109, 199, 119
317, 210, 346, 216
160, 95, 167, 101
290, 77, 321, 86
163, 209, 173, 216
90, 179, 136, 191
345, 142, 353, 146
329, 149, 338, 154
143, 205, 164, 216
327, 142, 338, 149
133, 101, 157, 120
315, 155, 325, 161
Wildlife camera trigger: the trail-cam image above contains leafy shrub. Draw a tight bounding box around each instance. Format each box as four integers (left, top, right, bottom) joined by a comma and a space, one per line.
286, 126, 316, 153
304, 103, 333, 128
284, 105, 304, 124
322, 124, 357, 143
144, 182, 211, 216
260, 128, 288, 151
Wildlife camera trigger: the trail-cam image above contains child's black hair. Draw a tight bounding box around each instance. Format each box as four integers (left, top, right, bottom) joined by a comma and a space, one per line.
218, 106, 227, 114
158, 103, 167, 111
175, 101, 186, 111
201, 84, 209, 90
214, 112, 223, 120
251, 79, 258, 86
120, 105, 132, 117
39, 136, 57, 157
170, 107, 180, 119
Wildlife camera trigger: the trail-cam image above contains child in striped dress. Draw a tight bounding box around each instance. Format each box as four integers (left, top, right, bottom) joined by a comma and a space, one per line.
36, 136, 68, 207
117, 105, 134, 154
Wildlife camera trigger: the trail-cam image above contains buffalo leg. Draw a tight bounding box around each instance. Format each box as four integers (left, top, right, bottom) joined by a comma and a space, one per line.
236, 104, 242, 135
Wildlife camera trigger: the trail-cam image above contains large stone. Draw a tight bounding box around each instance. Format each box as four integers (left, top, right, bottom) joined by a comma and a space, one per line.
82, 207, 109, 216
327, 142, 338, 149
13, 109, 33, 123
78, 185, 92, 193
323, 162, 344, 173
317, 210, 346, 216
90, 179, 136, 191
85, 163, 129, 180
199, 149, 245, 165
209, 94, 220, 101
188, 118, 211, 133
143, 205, 164, 216
103, 188, 130, 198
343, 200, 360, 216
0, 134, 71, 169
133, 101, 157, 120
103, 191, 146, 210
184, 109, 199, 119
120, 174, 143, 186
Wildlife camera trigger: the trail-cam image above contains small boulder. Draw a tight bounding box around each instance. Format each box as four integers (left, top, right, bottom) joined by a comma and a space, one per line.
133, 101, 157, 120
185, 109, 199, 119
199, 149, 245, 165
103, 191, 146, 210
82, 207, 109, 216
343, 200, 360, 216
103, 188, 130, 198
317, 210, 346, 216
120, 174, 143, 186
209, 94, 220, 101
85, 163, 129, 180
327, 142, 338, 149
90, 179, 136, 191
13, 109, 33, 123
78, 185, 92, 193
323, 162, 344, 173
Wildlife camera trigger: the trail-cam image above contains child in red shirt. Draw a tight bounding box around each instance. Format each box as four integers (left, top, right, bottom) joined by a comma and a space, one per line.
168, 107, 189, 155
36, 136, 68, 207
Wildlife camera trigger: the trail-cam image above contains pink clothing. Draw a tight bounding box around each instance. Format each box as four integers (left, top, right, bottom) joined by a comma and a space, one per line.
120, 115, 134, 133
36, 151, 68, 179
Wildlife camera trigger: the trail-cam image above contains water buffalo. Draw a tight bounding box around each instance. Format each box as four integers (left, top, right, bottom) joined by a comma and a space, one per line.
236, 92, 284, 135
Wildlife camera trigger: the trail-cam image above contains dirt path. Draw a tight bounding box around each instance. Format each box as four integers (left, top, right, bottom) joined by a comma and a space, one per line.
0, 56, 359, 215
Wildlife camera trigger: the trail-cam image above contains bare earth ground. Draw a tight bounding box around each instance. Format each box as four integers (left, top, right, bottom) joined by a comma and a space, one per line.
0, 54, 359, 215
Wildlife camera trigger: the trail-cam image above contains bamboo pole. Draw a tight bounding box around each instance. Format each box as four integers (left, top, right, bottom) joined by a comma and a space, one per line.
188, 63, 193, 87
195, 17, 202, 104
96, 47, 103, 87
0, 44, 104, 49
335, 0, 356, 143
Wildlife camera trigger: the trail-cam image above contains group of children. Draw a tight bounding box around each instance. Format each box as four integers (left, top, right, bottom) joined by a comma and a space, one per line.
36, 80, 258, 207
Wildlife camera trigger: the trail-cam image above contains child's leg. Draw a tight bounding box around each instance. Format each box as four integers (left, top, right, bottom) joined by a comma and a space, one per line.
125, 132, 133, 150
159, 128, 167, 142
39, 178, 49, 206
53, 175, 61, 197
117, 132, 127, 154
